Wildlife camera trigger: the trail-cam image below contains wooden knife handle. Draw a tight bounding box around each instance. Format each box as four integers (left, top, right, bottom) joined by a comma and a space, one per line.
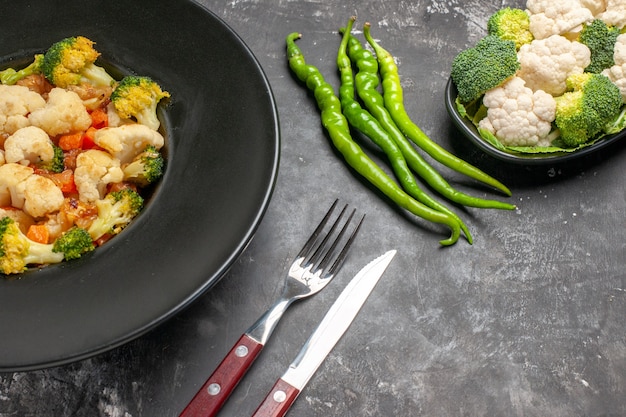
179, 334, 263, 417
251, 378, 300, 417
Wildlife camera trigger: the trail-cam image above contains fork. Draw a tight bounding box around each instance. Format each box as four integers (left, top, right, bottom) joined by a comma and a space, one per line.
179, 200, 364, 417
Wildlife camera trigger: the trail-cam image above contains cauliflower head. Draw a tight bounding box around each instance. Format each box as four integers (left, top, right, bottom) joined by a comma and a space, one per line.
597, 0, 626, 28
478, 77, 557, 147
4, 126, 55, 166
0, 84, 46, 136
580, 0, 610, 16
0, 163, 34, 208
0, 162, 63, 218
74, 149, 124, 203
22, 174, 64, 218
28, 87, 92, 137
93, 124, 164, 164
526, 0, 594, 39
517, 34, 591, 96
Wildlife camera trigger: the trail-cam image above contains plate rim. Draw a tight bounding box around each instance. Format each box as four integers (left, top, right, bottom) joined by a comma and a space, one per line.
0, 0, 280, 372
444, 77, 626, 166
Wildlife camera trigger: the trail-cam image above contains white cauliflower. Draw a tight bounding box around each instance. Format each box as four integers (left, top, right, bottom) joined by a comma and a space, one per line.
0, 163, 64, 218
580, 0, 608, 16
93, 123, 164, 164
28, 87, 92, 137
597, 0, 626, 28
602, 34, 626, 101
4, 126, 54, 166
0, 84, 46, 137
478, 77, 557, 147
105, 102, 127, 128
21, 174, 64, 218
73, 149, 124, 203
0, 163, 34, 208
526, 0, 594, 39
517, 34, 591, 96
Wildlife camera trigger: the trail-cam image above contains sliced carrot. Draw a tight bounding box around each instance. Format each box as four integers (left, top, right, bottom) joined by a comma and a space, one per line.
27, 224, 49, 244
54, 170, 77, 194
89, 107, 108, 129
58, 132, 84, 151
82, 127, 98, 149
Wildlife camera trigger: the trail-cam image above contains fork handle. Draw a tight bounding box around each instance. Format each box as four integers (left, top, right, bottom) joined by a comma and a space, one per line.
179, 334, 263, 417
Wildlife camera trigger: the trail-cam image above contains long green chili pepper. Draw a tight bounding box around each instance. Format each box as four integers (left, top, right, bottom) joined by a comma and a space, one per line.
362, 23, 512, 197
338, 17, 472, 243
345, 28, 515, 211
286, 31, 462, 246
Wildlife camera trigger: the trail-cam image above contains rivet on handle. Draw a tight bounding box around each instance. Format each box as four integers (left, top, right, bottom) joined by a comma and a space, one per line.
235, 345, 249, 357
273, 390, 287, 403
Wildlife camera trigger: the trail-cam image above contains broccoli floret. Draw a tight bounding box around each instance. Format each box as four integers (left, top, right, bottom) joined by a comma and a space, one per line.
0, 54, 44, 85
41, 36, 116, 88
450, 35, 520, 103
122, 145, 164, 186
554, 72, 623, 147
38, 144, 65, 173
110, 75, 170, 130
487, 7, 533, 50
52, 226, 95, 261
87, 188, 144, 241
0, 217, 95, 274
579, 19, 621, 74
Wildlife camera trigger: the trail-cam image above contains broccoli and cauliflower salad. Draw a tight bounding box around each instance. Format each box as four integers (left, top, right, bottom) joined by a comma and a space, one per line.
0, 35, 170, 275
451, 0, 626, 154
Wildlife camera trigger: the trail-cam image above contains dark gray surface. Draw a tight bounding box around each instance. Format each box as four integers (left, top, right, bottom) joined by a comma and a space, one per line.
2, 0, 625, 416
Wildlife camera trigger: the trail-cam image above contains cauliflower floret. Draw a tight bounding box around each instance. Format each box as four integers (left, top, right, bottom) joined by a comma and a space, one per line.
74, 149, 124, 203
0, 163, 34, 208
21, 174, 64, 218
0, 84, 46, 137
478, 77, 557, 147
28, 87, 92, 137
610, 32, 626, 66
105, 102, 124, 127
580, 0, 608, 16
526, 0, 594, 39
597, 0, 626, 28
517, 34, 591, 96
4, 126, 54, 166
93, 123, 164, 164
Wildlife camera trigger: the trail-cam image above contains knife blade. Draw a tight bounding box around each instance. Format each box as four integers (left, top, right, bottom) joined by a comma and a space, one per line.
251, 249, 396, 417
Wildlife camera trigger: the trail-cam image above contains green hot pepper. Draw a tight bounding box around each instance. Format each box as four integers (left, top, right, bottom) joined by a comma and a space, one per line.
362, 23, 513, 197
345, 27, 515, 211
286, 31, 463, 246
337, 17, 472, 243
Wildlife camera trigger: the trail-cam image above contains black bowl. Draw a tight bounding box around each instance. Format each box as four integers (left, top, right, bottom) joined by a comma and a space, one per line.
444, 78, 626, 165
0, 0, 279, 371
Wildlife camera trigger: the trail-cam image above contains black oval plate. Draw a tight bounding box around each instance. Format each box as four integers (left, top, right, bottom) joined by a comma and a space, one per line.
445, 78, 626, 165
0, 0, 280, 371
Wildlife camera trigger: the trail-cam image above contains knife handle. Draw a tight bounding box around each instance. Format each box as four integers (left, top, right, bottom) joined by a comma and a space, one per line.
251, 378, 300, 417
179, 334, 263, 417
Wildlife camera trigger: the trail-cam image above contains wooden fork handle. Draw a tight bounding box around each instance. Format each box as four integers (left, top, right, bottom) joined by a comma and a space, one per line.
179, 334, 263, 417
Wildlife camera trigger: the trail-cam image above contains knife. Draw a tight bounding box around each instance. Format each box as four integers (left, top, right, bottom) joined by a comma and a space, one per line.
251, 249, 396, 417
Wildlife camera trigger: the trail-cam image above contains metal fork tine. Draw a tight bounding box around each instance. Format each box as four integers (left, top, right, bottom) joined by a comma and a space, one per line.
296, 199, 339, 259
306, 204, 349, 267
312, 208, 355, 271
324, 213, 365, 278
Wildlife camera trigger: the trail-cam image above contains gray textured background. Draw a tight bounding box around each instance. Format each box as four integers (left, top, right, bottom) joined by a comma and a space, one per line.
2, 0, 625, 416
